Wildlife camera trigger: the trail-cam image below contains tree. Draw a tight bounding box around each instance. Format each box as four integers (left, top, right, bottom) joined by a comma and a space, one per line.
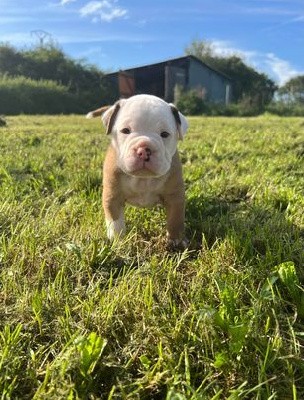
0, 43, 24, 76
0, 42, 111, 110
20, 44, 105, 95
185, 39, 277, 107
278, 75, 304, 104
185, 39, 216, 67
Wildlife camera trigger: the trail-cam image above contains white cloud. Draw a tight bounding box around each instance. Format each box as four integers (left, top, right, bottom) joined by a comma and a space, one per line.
0, 16, 36, 24
210, 40, 258, 63
57, 33, 154, 44
79, 0, 128, 22
242, 6, 298, 16
0, 32, 30, 44
77, 46, 107, 58
206, 39, 303, 86
60, 0, 76, 4
80, 1, 103, 16
136, 19, 147, 27
266, 53, 303, 85
290, 14, 304, 23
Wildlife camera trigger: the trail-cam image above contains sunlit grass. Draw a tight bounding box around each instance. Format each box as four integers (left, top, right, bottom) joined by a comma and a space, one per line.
0, 114, 303, 398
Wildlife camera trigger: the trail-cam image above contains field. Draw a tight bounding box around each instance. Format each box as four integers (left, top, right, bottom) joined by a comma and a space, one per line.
0, 114, 303, 399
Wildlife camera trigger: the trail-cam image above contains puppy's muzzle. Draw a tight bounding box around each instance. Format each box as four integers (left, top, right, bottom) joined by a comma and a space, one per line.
136, 146, 152, 162
121, 135, 169, 177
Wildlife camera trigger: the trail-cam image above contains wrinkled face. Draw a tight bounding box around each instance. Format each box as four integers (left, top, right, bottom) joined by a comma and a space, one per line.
103, 95, 188, 177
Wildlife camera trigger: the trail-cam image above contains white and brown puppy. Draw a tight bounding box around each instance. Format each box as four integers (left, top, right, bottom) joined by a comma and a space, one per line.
86, 94, 188, 248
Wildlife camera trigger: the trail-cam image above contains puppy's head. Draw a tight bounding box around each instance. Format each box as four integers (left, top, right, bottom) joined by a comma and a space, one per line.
100, 94, 188, 177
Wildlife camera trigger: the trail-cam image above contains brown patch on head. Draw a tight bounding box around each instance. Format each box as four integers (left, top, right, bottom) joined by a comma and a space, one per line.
105, 102, 121, 135
170, 105, 181, 125
170, 105, 183, 139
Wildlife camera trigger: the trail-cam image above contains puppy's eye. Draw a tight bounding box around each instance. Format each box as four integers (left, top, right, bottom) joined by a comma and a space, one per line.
121, 128, 131, 134
160, 131, 170, 138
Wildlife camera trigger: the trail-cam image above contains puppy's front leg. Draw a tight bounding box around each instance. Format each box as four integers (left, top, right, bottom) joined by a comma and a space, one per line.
164, 197, 187, 249
102, 192, 125, 240
102, 146, 125, 241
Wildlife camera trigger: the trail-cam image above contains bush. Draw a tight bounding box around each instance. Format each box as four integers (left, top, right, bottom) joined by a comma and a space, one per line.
0, 75, 81, 114
210, 97, 262, 117
175, 89, 264, 117
265, 101, 304, 117
0, 43, 114, 113
205, 103, 239, 117
175, 90, 206, 115
233, 96, 263, 116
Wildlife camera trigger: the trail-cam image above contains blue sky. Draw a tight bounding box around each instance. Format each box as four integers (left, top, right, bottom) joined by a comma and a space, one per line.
1, 0, 304, 86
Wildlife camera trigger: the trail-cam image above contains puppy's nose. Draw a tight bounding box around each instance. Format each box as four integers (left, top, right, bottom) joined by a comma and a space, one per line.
136, 146, 152, 161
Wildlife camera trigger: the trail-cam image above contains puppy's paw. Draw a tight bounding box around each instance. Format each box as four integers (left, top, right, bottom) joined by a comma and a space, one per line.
106, 216, 125, 241
167, 237, 189, 251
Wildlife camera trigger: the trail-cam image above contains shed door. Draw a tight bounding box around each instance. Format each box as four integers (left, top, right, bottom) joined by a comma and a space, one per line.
118, 72, 135, 98
164, 66, 186, 102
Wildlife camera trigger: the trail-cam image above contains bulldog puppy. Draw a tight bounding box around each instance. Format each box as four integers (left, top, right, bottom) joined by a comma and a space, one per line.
86, 94, 188, 248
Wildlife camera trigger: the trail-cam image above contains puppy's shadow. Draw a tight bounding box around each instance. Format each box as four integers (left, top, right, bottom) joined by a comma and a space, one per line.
186, 192, 304, 278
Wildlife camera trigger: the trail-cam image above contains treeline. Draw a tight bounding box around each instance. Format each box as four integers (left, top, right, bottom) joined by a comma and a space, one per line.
0, 43, 113, 114
1, 41, 303, 116
0, 75, 79, 114
184, 39, 304, 116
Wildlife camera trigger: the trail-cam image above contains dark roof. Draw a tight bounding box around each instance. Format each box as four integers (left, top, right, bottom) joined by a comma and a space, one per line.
106, 55, 231, 81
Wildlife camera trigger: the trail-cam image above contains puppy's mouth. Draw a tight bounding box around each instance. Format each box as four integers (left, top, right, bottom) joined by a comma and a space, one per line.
120, 156, 170, 178
124, 160, 162, 177
120, 140, 171, 177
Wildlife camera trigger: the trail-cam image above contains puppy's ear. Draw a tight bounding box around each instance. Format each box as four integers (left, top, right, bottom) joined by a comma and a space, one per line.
102, 101, 121, 135
170, 104, 188, 140
86, 105, 110, 119
102, 99, 129, 134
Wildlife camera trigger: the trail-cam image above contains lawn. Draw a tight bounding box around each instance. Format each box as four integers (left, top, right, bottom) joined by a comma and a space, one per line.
0, 114, 303, 399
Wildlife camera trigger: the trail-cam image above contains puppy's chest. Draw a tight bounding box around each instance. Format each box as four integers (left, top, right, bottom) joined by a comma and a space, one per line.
122, 176, 166, 207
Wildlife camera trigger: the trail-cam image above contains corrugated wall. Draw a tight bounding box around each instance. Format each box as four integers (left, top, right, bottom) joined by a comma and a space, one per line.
103, 56, 232, 104
188, 58, 231, 104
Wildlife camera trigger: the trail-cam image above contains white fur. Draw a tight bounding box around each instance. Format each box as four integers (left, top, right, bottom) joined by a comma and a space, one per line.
98, 95, 189, 244
105, 213, 125, 239
102, 95, 188, 178
86, 111, 94, 119
121, 175, 169, 207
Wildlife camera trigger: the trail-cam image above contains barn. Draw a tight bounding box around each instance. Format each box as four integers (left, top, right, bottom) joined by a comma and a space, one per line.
103, 55, 232, 104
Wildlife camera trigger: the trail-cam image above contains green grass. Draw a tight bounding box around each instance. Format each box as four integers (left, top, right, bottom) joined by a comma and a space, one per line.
0, 114, 303, 399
